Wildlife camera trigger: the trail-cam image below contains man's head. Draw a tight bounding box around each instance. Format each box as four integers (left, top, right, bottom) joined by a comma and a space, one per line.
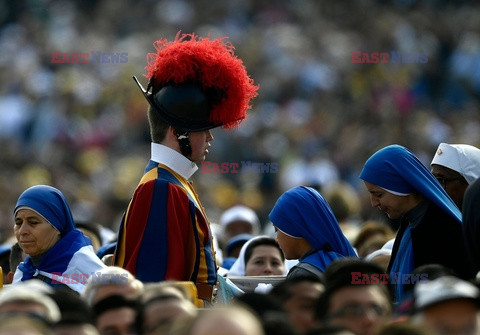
93, 295, 142, 335
317, 286, 391, 335
431, 143, 480, 208
0, 315, 53, 335
269, 276, 325, 334
412, 276, 480, 335
188, 306, 265, 335
220, 205, 261, 243
49, 287, 99, 335
0, 283, 60, 325
315, 259, 392, 335
137, 33, 258, 161
142, 282, 197, 335
81, 266, 144, 306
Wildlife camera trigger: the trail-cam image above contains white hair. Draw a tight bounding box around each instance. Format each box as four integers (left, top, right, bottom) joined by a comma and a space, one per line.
0, 281, 60, 323
81, 266, 144, 305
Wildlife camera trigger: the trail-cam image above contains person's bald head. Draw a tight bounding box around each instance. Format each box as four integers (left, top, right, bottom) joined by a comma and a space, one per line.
190, 307, 264, 335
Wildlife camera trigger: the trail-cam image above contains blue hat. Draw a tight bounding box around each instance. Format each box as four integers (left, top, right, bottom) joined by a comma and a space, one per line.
225, 234, 255, 256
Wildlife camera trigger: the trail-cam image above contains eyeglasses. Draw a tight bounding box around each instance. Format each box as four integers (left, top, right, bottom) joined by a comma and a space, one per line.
326, 304, 389, 320
435, 176, 466, 188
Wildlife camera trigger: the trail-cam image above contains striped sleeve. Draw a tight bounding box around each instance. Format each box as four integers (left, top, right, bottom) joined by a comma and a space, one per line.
114, 165, 216, 286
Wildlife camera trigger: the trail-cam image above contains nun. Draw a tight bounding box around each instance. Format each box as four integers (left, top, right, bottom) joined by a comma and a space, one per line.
269, 186, 357, 280
360, 144, 473, 303
227, 235, 288, 277
13, 185, 106, 293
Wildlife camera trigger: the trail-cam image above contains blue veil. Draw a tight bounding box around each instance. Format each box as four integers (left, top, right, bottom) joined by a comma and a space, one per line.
269, 186, 357, 272
13, 185, 105, 292
359, 144, 461, 223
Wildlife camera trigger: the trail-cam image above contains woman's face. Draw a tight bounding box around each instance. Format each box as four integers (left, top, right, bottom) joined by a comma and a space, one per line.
245, 245, 285, 276
275, 229, 302, 260
14, 208, 61, 257
363, 181, 416, 219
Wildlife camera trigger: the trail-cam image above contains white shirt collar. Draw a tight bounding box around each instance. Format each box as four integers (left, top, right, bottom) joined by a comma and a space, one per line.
151, 143, 198, 180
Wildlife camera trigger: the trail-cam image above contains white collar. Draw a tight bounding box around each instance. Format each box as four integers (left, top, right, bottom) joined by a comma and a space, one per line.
151, 143, 198, 180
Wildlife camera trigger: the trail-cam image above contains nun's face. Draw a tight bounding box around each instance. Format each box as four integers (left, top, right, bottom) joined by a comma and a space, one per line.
244, 245, 285, 276
14, 208, 61, 257
363, 182, 415, 219
275, 229, 298, 259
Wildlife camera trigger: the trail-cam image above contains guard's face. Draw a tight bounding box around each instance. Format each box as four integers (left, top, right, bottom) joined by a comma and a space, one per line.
188, 129, 214, 163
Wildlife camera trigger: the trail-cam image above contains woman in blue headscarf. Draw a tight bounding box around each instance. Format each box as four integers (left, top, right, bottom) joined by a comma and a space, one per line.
269, 186, 357, 279
13, 185, 106, 293
360, 144, 473, 303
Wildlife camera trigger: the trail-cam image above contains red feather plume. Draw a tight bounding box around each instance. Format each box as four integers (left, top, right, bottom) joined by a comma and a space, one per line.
145, 32, 259, 129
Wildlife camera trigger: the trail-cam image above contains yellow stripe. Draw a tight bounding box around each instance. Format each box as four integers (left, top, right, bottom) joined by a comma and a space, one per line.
115, 204, 128, 266
117, 163, 217, 280
157, 164, 217, 281
157, 164, 209, 219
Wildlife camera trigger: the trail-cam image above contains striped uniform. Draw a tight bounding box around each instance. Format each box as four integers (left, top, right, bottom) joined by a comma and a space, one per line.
114, 161, 217, 304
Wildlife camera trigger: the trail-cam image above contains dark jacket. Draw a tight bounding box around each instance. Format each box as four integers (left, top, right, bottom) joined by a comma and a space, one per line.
462, 179, 480, 277
388, 201, 474, 280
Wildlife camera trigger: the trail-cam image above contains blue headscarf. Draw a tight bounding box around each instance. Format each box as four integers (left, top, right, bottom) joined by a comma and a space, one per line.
269, 186, 357, 272
13, 185, 105, 293
359, 144, 461, 223
15, 185, 76, 235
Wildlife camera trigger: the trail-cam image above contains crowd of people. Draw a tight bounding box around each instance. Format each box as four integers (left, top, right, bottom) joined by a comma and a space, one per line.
2, 0, 480, 334
1, 1, 480, 236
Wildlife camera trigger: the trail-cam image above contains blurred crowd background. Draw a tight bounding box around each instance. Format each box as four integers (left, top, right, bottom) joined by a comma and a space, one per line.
1, 0, 480, 243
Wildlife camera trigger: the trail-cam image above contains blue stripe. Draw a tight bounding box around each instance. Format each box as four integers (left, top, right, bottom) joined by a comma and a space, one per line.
149, 164, 216, 284
144, 160, 158, 174
136, 179, 168, 282
204, 232, 218, 283
156, 166, 202, 211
